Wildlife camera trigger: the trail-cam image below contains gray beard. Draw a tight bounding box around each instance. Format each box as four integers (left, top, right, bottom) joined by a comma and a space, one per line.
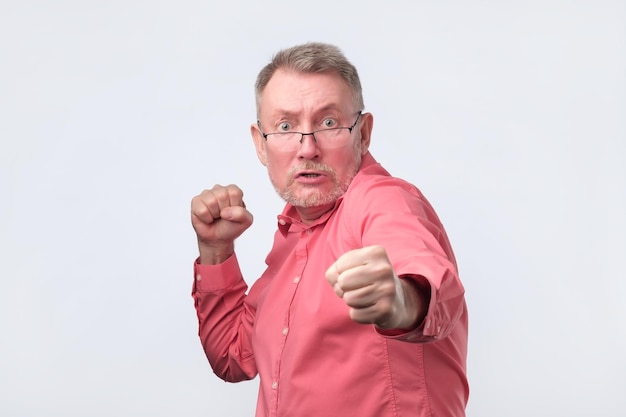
277, 175, 353, 208
272, 158, 360, 208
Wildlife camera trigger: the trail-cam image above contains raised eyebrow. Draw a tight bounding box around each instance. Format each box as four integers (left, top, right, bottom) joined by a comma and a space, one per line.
312, 108, 344, 126
315, 106, 343, 119
266, 112, 297, 130
265, 117, 294, 132
268, 107, 344, 129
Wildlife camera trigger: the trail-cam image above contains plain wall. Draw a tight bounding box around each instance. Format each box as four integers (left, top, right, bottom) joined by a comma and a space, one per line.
1, 1, 625, 416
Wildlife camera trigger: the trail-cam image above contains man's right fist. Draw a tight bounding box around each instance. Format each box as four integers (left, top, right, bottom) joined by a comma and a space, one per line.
191, 184, 253, 264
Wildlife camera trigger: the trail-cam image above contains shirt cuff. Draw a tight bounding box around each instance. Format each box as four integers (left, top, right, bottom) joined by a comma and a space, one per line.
192, 253, 244, 293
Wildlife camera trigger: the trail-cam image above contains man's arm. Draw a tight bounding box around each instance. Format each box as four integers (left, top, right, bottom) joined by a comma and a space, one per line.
190, 184, 257, 381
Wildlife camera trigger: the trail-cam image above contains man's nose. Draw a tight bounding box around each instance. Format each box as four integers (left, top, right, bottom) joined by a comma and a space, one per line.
297, 133, 320, 159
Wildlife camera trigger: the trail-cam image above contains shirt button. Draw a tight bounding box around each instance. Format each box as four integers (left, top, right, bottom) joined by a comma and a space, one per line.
195, 274, 202, 282
271, 381, 278, 390
305, 229, 312, 235
282, 327, 289, 335
278, 219, 286, 226
293, 276, 300, 284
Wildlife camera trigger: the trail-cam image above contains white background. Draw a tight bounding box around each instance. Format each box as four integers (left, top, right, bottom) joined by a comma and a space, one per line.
1, 1, 625, 416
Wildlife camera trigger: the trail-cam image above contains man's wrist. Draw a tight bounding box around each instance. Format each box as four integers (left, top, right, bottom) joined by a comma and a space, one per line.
399, 276, 431, 330
198, 242, 234, 265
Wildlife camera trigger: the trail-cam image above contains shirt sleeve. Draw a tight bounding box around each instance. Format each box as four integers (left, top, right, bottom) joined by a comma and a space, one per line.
191, 254, 258, 382
348, 175, 466, 343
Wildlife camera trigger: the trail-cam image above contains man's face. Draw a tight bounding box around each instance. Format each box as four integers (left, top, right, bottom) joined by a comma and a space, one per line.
251, 69, 372, 221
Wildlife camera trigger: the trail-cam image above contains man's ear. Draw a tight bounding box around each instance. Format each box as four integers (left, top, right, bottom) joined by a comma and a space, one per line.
251, 123, 268, 166
359, 112, 374, 155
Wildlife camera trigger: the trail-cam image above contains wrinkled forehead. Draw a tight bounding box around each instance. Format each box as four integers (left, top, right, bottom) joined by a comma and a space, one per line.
257, 69, 356, 117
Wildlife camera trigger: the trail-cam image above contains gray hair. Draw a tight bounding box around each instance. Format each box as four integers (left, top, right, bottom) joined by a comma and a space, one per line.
254, 42, 364, 115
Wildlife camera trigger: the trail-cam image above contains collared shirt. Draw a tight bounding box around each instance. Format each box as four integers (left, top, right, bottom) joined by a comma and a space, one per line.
192, 152, 469, 417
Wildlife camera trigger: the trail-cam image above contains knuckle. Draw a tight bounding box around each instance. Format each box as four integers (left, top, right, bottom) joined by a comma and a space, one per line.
205, 185, 221, 196
191, 198, 207, 215
366, 245, 385, 256
227, 183, 242, 194
190, 196, 200, 210
369, 261, 393, 279
212, 186, 227, 199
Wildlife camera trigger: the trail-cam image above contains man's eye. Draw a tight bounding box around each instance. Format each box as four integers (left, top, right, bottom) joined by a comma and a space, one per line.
322, 118, 337, 128
278, 122, 291, 132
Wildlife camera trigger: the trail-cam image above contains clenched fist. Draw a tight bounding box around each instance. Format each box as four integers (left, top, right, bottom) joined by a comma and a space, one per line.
191, 184, 253, 264
325, 245, 429, 330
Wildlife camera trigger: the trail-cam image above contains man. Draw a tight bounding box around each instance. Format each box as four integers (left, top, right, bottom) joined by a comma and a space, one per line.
190, 42, 469, 417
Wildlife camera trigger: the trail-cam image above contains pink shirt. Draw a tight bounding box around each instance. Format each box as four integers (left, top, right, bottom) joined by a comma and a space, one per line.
192, 152, 468, 417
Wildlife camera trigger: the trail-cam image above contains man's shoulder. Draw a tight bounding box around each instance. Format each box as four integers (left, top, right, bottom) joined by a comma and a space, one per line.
349, 161, 419, 199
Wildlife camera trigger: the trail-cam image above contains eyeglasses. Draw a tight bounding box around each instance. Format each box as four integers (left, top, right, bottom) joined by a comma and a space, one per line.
258, 112, 362, 151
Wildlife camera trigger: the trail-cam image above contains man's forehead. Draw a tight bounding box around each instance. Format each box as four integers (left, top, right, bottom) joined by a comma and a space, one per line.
265, 103, 345, 118
259, 70, 353, 117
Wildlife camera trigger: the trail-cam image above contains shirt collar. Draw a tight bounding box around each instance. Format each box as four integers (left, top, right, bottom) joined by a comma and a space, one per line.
277, 196, 344, 235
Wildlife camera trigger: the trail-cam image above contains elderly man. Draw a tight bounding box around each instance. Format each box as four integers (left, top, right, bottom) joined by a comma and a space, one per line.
191, 42, 469, 417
